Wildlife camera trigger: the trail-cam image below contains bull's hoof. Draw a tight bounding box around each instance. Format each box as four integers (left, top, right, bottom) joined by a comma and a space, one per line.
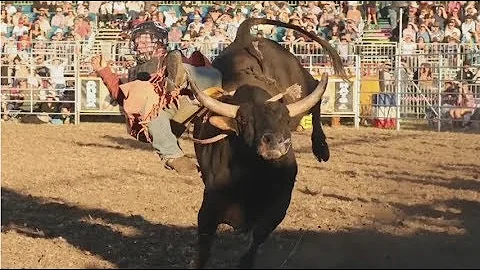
296, 125, 304, 132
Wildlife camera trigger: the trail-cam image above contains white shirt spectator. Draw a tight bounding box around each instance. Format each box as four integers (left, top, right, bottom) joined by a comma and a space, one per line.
89, 1, 103, 14
113, 1, 127, 16
0, 21, 8, 35
11, 24, 29, 38
5, 5, 17, 16
45, 58, 67, 85
100, 2, 113, 16
444, 24, 461, 39
163, 10, 178, 27
126, 1, 144, 12
51, 12, 66, 29
461, 18, 476, 41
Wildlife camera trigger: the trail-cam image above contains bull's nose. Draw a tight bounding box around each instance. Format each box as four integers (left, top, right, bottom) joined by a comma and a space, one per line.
261, 133, 282, 145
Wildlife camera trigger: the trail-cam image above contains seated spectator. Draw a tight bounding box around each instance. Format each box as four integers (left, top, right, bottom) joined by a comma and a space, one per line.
461, 15, 476, 43
429, 21, 444, 43
130, 11, 146, 28
403, 22, 417, 41
51, 7, 66, 30
187, 14, 204, 36
456, 61, 475, 84
207, 1, 223, 22
163, 8, 178, 28
414, 62, 434, 92
126, 1, 144, 21
73, 16, 92, 41
4, 2, 18, 16
11, 21, 29, 39
417, 36, 430, 54
37, 13, 51, 35
417, 23, 431, 43
29, 22, 45, 41
168, 23, 183, 43
64, 10, 77, 32
444, 19, 461, 40
449, 83, 478, 127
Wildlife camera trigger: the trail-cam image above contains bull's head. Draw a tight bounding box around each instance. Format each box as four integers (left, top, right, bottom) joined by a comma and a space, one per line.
188, 73, 328, 160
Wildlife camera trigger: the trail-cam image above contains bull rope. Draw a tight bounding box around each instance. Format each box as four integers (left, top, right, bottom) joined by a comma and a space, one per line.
279, 229, 305, 268
184, 108, 231, 145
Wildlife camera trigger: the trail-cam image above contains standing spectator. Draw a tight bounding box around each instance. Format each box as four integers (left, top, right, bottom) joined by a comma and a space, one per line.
44, 57, 68, 98
99, 1, 113, 28
113, 1, 128, 22
126, 1, 144, 21
366, 1, 378, 29
434, 4, 448, 29
461, 15, 476, 43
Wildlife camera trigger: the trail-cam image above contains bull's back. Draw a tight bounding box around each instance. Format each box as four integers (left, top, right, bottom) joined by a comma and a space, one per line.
212, 38, 317, 99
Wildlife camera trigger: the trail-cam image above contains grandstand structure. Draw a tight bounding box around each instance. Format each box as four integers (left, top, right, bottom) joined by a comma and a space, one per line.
2, 1, 480, 131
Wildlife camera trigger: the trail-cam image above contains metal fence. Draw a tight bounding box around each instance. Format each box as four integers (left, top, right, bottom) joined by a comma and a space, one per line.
2, 40, 480, 131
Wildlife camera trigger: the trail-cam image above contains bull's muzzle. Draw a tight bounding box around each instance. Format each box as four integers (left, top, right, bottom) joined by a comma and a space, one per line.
258, 132, 292, 160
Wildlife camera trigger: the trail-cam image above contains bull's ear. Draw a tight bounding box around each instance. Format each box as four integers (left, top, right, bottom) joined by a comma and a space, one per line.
209, 116, 239, 135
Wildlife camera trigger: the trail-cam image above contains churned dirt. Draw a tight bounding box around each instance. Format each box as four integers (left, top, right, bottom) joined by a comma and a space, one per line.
2, 120, 480, 269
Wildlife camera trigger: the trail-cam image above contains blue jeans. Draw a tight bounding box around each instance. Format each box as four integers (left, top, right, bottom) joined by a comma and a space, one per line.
147, 64, 222, 159
148, 106, 185, 160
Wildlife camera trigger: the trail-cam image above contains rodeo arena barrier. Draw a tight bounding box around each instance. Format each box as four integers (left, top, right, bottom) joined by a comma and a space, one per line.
1, 39, 480, 132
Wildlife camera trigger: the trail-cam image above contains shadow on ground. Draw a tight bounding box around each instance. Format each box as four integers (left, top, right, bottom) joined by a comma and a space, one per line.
2, 187, 479, 269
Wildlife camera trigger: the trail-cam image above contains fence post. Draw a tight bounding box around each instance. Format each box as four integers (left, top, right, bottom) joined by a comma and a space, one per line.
354, 54, 360, 129
75, 41, 81, 125
395, 46, 402, 131
437, 55, 443, 132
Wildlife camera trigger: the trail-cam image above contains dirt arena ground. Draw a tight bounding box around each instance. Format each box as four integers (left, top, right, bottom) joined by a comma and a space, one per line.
2, 121, 480, 269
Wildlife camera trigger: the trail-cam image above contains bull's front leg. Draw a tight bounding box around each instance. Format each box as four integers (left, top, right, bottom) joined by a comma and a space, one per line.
238, 185, 294, 269
311, 101, 330, 162
195, 192, 222, 269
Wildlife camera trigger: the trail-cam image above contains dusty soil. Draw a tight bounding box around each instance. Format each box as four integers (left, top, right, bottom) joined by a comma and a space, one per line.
2, 121, 480, 269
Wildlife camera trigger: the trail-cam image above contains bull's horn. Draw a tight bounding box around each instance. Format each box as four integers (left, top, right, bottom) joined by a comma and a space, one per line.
187, 72, 239, 118
286, 73, 328, 117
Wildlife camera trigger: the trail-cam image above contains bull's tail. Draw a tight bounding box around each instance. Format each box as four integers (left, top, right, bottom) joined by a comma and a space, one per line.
235, 18, 350, 82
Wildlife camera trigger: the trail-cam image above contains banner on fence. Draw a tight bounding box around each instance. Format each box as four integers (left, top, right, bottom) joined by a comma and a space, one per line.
79, 77, 122, 113
315, 75, 356, 115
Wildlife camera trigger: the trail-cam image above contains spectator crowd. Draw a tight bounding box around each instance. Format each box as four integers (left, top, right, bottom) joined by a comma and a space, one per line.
1, 1, 479, 127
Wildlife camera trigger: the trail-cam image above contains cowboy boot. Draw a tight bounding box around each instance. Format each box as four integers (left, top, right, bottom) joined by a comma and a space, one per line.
165, 50, 188, 94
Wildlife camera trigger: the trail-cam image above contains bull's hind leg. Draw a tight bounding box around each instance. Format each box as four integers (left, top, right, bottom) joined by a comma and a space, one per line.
238, 189, 293, 268
195, 192, 223, 269
311, 101, 330, 162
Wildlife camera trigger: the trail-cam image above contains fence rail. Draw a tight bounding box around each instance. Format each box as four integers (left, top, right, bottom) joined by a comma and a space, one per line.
2, 40, 480, 131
